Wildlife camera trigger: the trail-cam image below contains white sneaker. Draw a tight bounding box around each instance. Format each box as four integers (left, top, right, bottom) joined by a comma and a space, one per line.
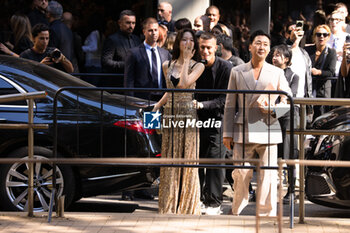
200, 201, 207, 214
205, 206, 222, 215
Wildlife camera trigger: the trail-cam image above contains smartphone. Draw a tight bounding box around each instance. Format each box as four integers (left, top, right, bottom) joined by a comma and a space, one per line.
346, 35, 350, 63
296, 20, 304, 29
346, 35, 350, 43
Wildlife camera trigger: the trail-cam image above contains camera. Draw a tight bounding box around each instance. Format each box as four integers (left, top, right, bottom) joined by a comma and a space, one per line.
346, 35, 350, 43
49, 49, 61, 60
296, 20, 304, 29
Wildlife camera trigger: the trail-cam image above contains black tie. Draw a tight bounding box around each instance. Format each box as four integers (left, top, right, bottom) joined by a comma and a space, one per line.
151, 48, 159, 88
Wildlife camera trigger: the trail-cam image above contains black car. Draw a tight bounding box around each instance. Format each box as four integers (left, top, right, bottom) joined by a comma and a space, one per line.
0, 55, 161, 212
305, 106, 350, 208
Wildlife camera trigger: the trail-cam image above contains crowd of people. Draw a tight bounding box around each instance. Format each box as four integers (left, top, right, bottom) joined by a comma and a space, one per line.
1, 0, 350, 217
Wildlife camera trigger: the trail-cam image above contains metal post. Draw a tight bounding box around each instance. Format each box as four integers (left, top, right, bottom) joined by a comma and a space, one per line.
47, 189, 55, 222
289, 165, 294, 228
288, 94, 295, 229
27, 99, 34, 217
278, 159, 283, 233
255, 162, 261, 233
298, 105, 306, 223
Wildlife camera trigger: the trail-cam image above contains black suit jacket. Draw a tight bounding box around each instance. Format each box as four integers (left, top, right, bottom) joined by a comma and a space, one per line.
101, 31, 141, 74
49, 20, 74, 61
305, 45, 337, 97
195, 57, 232, 120
124, 43, 171, 100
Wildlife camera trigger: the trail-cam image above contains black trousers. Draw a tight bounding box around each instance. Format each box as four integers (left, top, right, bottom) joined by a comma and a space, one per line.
199, 127, 226, 207
278, 108, 299, 160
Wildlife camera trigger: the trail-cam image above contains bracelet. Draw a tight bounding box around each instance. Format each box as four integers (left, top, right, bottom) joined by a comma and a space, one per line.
272, 108, 277, 118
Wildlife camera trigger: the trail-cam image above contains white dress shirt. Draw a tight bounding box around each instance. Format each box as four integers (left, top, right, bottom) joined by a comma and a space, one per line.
144, 41, 162, 87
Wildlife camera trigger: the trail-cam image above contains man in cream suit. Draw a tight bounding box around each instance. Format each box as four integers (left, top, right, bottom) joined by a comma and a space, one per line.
223, 30, 292, 216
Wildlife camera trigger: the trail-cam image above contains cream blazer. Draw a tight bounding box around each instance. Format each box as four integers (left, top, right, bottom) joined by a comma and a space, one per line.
223, 61, 292, 144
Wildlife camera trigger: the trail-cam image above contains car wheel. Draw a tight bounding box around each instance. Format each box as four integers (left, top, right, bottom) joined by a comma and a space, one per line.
0, 146, 76, 212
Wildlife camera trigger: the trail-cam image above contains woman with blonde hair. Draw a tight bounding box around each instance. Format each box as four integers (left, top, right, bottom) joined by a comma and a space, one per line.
163, 31, 177, 53
211, 23, 231, 37
0, 14, 33, 57
157, 24, 168, 48
305, 24, 337, 118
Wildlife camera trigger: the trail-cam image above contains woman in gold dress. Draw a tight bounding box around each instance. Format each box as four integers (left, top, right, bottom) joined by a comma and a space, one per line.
153, 29, 205, 214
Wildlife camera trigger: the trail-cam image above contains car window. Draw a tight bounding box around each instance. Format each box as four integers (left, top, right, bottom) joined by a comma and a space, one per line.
0, 77, 27, 106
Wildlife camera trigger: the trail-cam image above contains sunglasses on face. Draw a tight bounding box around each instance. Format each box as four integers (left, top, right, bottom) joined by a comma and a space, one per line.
316, 32, 329, 37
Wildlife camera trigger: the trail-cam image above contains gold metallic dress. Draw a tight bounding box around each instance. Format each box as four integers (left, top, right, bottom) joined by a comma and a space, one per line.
158, 60, 201, 215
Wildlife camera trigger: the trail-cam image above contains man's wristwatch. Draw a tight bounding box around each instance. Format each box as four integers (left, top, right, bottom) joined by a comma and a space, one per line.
198, 102, 204, 109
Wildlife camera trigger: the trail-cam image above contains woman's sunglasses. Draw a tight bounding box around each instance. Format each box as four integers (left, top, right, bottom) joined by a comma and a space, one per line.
316, 32, 329, 37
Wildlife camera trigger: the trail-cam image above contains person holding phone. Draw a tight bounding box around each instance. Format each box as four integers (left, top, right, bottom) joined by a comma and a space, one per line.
341, 36, 350, 77
338, 37, 350, 97
287, 21, 313, 100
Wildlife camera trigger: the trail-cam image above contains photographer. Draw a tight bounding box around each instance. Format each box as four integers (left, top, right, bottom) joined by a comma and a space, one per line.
20, 23, 73, 73
287, 22, 313, 100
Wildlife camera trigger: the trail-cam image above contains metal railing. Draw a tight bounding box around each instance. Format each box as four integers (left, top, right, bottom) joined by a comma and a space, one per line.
47, 87, 294, 233
2, 87, 350, 232
0, 91, 48, 217
278, 159, 350, 230
287, 97, 350, 226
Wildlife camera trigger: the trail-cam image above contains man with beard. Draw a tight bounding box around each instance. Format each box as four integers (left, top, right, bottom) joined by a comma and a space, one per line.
101, 10, 141, 87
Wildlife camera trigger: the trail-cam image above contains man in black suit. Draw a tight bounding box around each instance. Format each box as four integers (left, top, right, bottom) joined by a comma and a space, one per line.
124, 17, 171, 100
101, 10, 141, 87
194, 32, 232, 215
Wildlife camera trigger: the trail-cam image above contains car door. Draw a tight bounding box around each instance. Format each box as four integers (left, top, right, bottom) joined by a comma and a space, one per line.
0, 75, 31, 145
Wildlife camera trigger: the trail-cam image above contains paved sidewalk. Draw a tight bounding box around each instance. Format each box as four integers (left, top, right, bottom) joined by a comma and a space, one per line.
1, 211, 350, 233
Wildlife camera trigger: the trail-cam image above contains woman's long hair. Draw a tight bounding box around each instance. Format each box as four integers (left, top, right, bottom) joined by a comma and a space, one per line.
172, 28, 200, 61
10, 14, 33, 47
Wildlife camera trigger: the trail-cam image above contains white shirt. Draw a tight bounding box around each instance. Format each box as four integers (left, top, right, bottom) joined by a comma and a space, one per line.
82, 30, 103, 68
327, 31, 350, 76
144, 41, 162, 88
290, 47, 306, 97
